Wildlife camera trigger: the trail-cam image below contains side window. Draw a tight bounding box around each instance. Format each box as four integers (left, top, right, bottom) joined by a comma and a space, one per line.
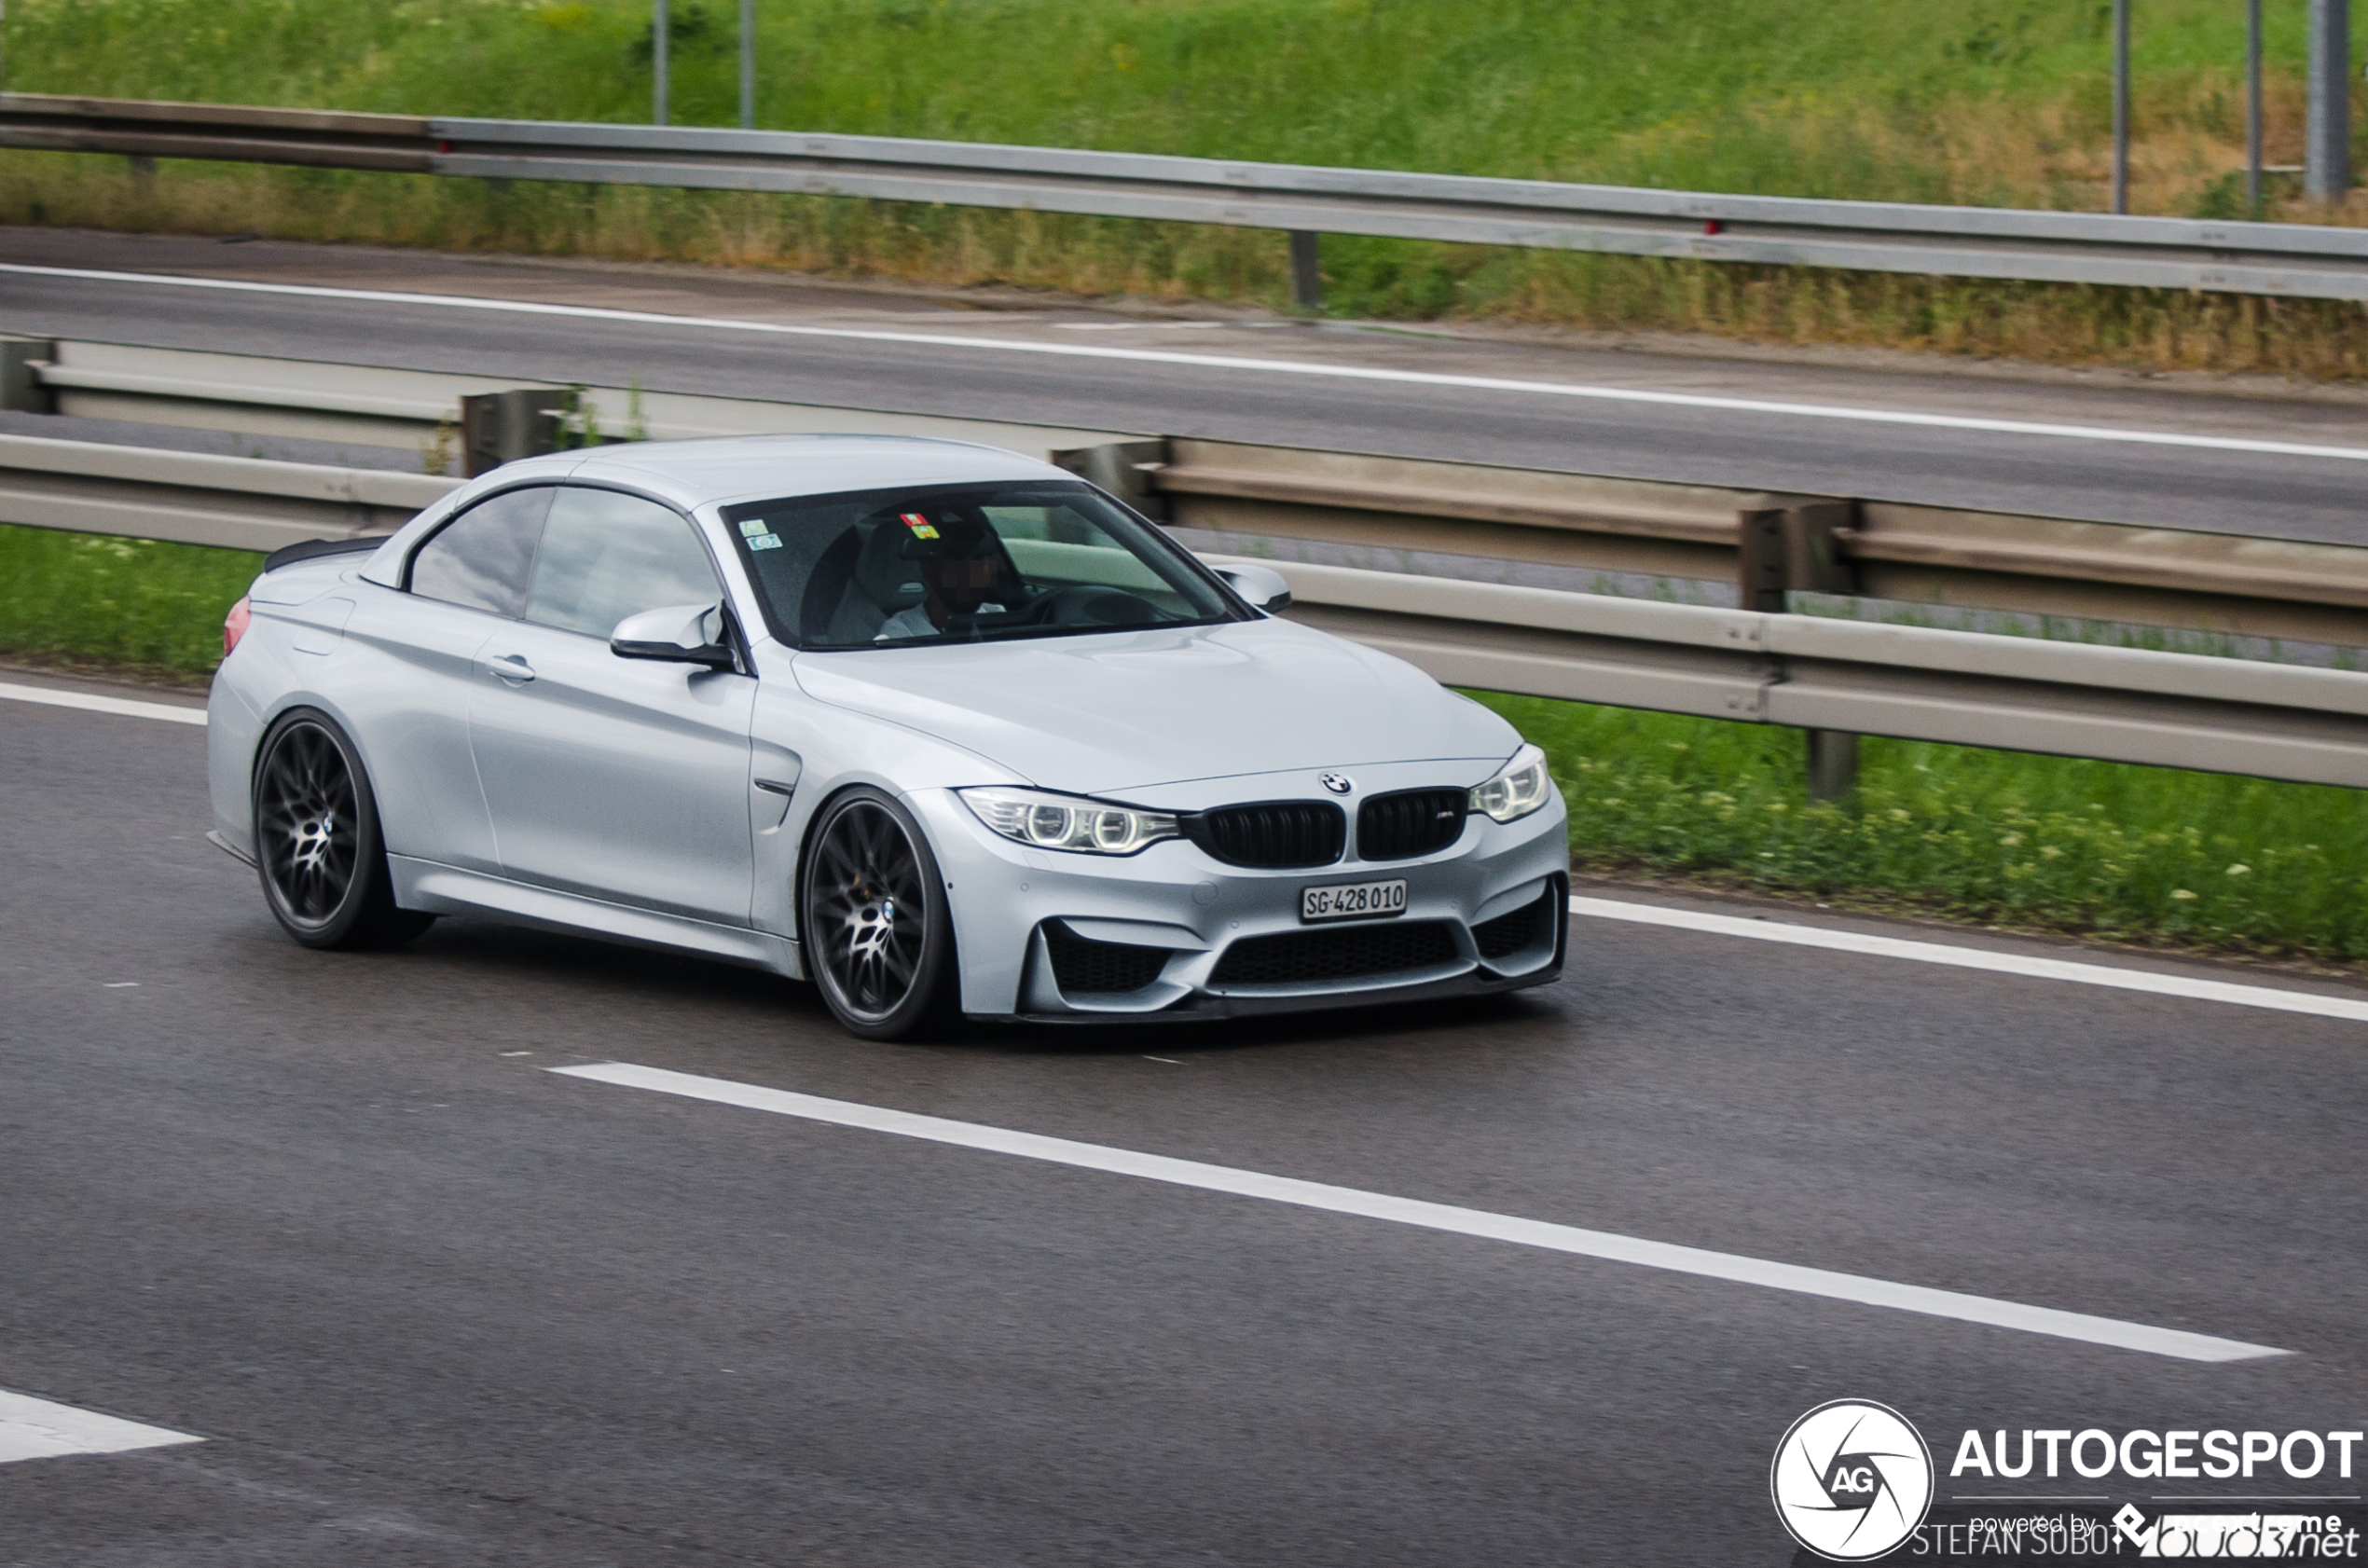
523, 487, 723, 640
407, 486, 554, 616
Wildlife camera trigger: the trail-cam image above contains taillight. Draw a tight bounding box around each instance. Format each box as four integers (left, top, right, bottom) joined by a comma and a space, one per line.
223, 597, 252, 655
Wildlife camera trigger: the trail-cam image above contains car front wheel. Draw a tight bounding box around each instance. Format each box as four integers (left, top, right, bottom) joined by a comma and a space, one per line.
801, 787, 958, 1040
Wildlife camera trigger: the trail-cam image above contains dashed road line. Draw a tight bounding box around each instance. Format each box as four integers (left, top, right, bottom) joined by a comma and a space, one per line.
553, 1060, 2288, 1364
0, 1389, 200, 1465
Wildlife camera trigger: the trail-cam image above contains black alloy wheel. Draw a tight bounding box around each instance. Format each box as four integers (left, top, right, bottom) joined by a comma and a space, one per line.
801, 788, 957, 1040
253, 709, 434, 950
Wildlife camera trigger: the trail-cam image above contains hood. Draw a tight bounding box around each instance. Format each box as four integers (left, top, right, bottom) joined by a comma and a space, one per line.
791, 617, 1518, 795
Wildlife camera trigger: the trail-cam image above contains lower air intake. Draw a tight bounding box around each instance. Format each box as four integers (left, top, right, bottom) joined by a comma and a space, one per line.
1210, 921, 1459, 987
1472, 890, 1549, 961
1043, 922, 1171, 996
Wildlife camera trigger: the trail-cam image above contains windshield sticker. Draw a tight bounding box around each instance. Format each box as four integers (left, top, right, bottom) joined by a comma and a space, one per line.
746, 532, 783, 551
899, 512, 941, 539
737, 518, 772, 537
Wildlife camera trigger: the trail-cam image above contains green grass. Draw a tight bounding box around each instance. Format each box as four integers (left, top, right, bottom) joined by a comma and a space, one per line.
1476, 691, 2368, 962
7, 0, 2368, 373
0, 523, 259, 676
0, 0, 2321, 193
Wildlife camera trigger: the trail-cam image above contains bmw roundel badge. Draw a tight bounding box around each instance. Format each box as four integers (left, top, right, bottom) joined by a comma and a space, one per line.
1319, 772, 1355, 795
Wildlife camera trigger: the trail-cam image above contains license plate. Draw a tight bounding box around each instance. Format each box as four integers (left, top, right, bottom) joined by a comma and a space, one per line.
1301, 878, 1408, 923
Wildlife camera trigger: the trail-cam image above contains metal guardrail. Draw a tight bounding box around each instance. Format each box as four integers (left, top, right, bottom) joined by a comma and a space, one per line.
12, 337, 2368, 649
9, 93, 2368, 305
1230, 558, 2368, 790
0, 433, 453, 553
1, 432, 2365, 788
1080, 439, 2368, 649
0, 337, 1134, 472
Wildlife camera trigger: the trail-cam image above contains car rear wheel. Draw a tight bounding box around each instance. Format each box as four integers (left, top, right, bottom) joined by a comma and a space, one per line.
253, 709, 434, 951
801, 788, 957, 1040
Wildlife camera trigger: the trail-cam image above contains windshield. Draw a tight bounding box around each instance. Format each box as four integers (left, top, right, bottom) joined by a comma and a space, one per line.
722, 480, 1244, 649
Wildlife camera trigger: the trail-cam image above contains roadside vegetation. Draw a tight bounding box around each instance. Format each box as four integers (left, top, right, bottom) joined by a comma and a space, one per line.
8, 0, 2368, 375
5, 519, 2361, 963
1476, 691, 2368, 965
0, 522, 258, 680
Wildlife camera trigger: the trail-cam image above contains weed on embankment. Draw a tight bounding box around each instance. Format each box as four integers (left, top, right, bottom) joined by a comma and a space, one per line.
1475, 691, 2368, 965
0, 523, 259, 678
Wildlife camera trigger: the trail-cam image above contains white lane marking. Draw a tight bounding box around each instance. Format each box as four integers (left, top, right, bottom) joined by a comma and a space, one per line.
0, 1389, 200, 1465
10, 262, 2367, 463
0, 681, 207, 726
553, 1061, 2284, 1363
1571, 896, 2368, 1024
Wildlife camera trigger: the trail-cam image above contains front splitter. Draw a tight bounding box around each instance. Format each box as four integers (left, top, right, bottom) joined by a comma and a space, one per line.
976, 955, 1563, 1026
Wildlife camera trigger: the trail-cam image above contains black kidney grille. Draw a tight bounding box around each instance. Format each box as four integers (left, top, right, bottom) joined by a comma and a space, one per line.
1210, 921, 1459, 987
1472, 890, 1549, 960
1186, 801, 1345, 869
1043, 922, 1171, 996
1356, 789, 1468, 861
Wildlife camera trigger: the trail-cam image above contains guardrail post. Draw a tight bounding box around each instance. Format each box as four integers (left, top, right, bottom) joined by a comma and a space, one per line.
1050, 439, 1173, 522
1749, 502, 1863, 802
1806, 730, 1860, 804
2248, 0, 2266, 216
738, 0, 756, 131
2111, 0, 2131, 214
1782, 501, 1858, 595
653, 0, 670, 128
1737, 508, 1788, 612
1288, 231, 1323, 313
2308, 0, 2350, 200
0, 337, 54, 413
460, 389, 571, 476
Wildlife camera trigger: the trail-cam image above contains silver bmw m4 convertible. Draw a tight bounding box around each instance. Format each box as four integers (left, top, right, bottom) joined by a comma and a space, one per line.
208, 434, 1568, 1038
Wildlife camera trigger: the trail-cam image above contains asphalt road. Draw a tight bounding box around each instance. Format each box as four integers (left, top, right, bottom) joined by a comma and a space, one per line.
5, 688, 2364, 1565
7, 227, 2368, 546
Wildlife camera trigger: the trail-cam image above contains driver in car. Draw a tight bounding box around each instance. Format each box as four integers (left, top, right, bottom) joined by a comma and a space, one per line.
875, 512, 1014, 640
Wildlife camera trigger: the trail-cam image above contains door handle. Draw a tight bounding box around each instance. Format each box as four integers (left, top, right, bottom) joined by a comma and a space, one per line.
488, 653, 535, 685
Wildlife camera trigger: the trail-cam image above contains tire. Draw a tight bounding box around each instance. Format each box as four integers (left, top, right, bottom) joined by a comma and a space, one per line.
252, 708, 434, 952
800, 787, 959, 1040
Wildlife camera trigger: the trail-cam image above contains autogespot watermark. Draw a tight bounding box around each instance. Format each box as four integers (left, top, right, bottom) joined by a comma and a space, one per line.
1773, 1400, 1938, 1561
1773, 1405, 2364, 1561
1948, 1428, 2364, 1487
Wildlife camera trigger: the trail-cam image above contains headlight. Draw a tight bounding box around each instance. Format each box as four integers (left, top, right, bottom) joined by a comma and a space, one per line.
1470, 744, 1552, 823
959, 787, 1179, 855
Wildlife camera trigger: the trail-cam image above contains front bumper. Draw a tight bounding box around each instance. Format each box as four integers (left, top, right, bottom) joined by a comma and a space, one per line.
908, 784, 1569, 1023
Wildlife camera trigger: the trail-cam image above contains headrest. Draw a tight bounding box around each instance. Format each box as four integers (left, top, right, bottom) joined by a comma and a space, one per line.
851, 517, 927, 608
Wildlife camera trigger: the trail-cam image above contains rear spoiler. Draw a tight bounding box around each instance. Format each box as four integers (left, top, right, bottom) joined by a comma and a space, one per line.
262, 534, 389, 574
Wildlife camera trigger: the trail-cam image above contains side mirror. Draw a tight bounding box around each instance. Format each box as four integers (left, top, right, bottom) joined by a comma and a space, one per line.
611, 602, 737, 671
1212, 563, 1293, 612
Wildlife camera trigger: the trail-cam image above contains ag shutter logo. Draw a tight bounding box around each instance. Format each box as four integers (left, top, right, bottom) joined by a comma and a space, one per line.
1772, 1400, 1936, 1561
